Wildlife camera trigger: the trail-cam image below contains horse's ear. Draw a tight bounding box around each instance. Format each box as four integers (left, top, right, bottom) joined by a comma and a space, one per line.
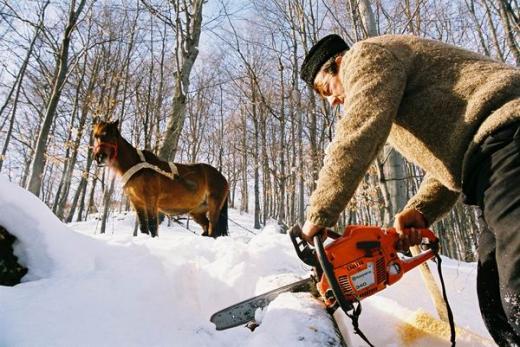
112, 119, 120, 128
93, 116, 100, 125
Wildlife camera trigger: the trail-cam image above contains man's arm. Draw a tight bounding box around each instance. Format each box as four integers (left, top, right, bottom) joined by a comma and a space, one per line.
307, 42, 407, 227
402, 174, 460, 226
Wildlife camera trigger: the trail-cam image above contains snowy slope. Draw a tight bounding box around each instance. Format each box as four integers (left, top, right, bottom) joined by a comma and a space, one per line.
0, 176, 496, 346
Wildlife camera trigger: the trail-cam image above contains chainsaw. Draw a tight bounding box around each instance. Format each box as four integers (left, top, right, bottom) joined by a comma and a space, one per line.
210, 224, 443, 341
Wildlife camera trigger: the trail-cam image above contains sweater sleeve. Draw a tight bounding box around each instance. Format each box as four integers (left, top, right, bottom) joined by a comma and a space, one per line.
403, 174, 460, 226
307, 42, 407, 227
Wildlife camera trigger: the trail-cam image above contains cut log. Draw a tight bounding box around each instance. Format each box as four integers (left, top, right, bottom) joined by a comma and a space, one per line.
0, 226, 27, 286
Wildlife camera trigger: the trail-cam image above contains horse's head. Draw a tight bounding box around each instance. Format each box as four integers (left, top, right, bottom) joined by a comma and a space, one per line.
92, 118, 120, 166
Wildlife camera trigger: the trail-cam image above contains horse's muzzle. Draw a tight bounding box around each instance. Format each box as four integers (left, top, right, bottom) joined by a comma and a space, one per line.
93, 142, 117, 166
94, 152, 108, 166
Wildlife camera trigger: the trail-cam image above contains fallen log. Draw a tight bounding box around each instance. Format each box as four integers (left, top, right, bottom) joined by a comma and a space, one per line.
0, 225, 27, 286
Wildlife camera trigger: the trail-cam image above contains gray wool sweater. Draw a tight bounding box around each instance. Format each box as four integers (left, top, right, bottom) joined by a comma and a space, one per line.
308, 34, 520, 227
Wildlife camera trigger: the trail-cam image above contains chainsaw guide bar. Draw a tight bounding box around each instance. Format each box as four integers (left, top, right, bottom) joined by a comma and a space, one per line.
210, 277, 315, 330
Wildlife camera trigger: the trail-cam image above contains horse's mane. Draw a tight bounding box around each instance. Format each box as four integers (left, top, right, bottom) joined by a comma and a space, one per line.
139, 148, 198, 191
116, 129, 178, 173
140, 149, 173, 173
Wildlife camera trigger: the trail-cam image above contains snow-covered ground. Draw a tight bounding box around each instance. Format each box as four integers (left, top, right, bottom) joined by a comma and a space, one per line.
0, 176, 496, 346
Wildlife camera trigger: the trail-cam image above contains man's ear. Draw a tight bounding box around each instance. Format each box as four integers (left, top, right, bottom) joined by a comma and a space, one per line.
334, 54, 343, 67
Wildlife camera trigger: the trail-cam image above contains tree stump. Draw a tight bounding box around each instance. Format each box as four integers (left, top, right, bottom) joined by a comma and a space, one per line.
0, 226, 27, 286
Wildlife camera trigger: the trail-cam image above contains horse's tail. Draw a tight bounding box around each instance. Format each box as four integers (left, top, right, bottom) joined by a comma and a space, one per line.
215, 197, 228, 237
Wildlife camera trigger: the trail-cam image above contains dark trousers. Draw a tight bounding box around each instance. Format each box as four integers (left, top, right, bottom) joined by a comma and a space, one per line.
463, 122, 520, 346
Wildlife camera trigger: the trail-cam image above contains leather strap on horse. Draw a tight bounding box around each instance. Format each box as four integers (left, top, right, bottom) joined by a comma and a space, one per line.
120, 149, 179, 187
93, 142, 118, 161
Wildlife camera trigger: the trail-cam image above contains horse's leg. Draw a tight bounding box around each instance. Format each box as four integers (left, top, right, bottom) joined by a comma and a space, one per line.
207, 194, 227, 238
205, 166, 229, 237
147, 208, 159, 237
135, 208, 149, 235
190, 212, 210, 237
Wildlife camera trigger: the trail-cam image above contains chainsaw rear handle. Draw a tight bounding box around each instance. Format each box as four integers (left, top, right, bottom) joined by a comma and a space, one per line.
387, 227, 439, 256
391, 227, 438, 245
382, 227, 439, 284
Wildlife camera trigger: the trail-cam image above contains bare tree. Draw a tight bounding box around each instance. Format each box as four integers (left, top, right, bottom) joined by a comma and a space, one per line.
0, 1, 50, 172
496, 0, 520, 65
142, 0, 205, 161
26, 0, 87, 196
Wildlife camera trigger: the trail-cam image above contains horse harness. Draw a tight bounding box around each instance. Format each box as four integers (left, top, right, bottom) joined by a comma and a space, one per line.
120, 149, 179, 187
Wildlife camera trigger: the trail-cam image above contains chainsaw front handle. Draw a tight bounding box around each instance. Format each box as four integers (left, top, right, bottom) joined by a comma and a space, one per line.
289, 225, 317, 267
313, 234, 354, 312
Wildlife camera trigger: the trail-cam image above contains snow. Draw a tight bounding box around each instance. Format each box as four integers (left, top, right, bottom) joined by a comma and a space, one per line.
0, 176, 496, 346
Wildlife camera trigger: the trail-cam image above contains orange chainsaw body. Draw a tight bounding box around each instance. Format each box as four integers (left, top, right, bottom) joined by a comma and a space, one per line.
316, 225, 438, 308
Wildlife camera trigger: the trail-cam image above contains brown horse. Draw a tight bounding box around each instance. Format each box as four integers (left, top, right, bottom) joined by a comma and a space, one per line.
92, 119, 229, 238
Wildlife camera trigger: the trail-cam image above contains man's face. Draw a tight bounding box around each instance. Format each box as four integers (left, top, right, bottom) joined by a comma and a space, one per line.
313, 55, 345, 106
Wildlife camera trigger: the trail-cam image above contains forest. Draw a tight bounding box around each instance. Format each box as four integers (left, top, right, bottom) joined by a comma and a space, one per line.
0, 0, 518, 261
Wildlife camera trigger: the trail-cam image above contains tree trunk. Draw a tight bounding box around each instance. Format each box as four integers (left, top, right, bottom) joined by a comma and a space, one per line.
497, 0, 520, 65
56, 57, 100, 220
277, 57, 286, 225
52, 113, 77, 215
465, 0, 491, 57
26, 0, 87, 196
261, 105, 270, 225
67, 130, 96, 223
240, 106, 248, 213
482, 0, 506, 61
381, 147, 407, 223
157, 0, 204, 161
85, 166, 99, 219
0, 2, 49, 172
67, 172, 87, 223
251, 82, 261, 229
99, 177, 116, 234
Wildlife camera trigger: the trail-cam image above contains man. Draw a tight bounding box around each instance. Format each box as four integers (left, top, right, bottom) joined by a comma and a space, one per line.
300, 34, 520, 345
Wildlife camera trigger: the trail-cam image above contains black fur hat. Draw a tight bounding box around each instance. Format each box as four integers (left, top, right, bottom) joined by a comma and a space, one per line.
300, 34, 349, 87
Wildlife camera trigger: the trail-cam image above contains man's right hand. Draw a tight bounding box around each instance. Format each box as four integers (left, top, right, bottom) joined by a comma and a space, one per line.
393, 208, 428, 251
301, 220, 327, 245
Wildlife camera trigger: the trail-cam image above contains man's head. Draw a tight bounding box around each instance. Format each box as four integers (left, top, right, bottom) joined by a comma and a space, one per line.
300, 34, 349, 106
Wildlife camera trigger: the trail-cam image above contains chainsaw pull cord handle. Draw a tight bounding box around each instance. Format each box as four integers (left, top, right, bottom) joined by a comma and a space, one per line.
434, 252, 456, 346
314, 235, 375, 347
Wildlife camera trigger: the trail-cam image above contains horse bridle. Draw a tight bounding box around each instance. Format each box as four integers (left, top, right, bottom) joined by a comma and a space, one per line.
93, 141, 119, 163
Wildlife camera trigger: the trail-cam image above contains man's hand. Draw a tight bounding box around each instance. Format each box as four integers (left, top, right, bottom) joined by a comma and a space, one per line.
301, 220, 327, 245
393, 208, 428, 251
